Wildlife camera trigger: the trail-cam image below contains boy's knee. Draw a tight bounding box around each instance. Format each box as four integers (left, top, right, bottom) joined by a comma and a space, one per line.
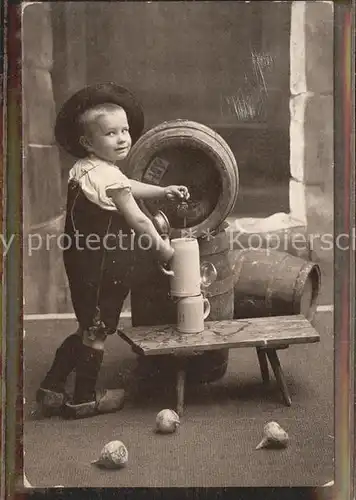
82, 329, 107, 351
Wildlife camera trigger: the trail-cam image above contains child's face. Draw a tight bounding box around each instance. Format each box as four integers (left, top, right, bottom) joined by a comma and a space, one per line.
81, 107, 132, 163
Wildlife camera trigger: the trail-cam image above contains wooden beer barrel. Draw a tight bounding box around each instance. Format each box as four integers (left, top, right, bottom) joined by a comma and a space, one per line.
130, 230, 232, 383
199, 230, 234, 320
126, 120, 239, 238
231, 249, 321, 320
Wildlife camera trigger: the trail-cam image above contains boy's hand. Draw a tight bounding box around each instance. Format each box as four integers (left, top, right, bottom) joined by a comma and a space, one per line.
164, 185, 190, 201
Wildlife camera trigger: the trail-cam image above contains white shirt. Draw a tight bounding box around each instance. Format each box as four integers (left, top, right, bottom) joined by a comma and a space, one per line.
69, 156, 132, 211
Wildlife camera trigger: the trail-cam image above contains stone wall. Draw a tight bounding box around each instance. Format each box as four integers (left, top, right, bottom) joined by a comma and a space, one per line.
289, 1, 334, 263
51, 2, 88, 195
23, 3, 69, 314
229, 1, 334, 264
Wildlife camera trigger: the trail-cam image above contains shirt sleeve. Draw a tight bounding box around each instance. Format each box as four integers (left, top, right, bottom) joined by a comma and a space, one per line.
72, 160, 132, 211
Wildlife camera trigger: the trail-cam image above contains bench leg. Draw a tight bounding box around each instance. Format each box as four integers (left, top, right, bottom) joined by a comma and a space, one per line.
176, 368, 186, 417
266, 349, 292, 407
256, 348, 270, 384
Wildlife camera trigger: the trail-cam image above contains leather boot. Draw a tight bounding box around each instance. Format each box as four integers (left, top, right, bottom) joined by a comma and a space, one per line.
62, 343, 125, 419
36, 333, 82, 417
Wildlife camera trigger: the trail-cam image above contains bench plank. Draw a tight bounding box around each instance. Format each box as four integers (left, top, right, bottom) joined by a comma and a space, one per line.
120, 315, 320, 356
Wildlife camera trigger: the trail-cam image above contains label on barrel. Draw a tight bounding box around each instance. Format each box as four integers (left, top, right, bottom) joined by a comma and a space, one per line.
143, 157, 170, 185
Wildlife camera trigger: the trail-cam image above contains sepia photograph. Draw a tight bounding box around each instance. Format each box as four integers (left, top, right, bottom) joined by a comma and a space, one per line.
22, 0, 336, 488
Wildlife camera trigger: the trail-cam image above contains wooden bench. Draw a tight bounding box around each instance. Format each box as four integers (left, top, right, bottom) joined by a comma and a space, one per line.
119, 315, 320, 416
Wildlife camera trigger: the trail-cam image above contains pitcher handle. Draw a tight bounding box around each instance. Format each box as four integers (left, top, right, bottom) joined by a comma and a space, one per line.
159, 264, 174, 277
203, 297, 211, 320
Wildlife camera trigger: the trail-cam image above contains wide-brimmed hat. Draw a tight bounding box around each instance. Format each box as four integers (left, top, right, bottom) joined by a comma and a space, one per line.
54, 82, 145, 158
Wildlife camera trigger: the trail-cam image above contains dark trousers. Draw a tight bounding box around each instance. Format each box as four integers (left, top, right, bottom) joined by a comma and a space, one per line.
40, 183, 139, 402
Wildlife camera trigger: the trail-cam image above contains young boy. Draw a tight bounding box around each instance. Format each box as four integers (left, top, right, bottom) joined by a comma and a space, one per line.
36, 82, 189, 419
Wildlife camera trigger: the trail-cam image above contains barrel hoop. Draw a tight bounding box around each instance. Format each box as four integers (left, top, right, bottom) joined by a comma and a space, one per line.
200, 246, 230, 258
292, 262, 321, 311
141, 120, 238, 173
204, 275, 234, 297
231, 249, 250, 283
199, 230, 230, 256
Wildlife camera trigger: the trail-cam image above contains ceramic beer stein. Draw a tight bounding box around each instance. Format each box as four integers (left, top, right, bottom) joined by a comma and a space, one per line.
160, 237, 201, 297
176, 294, 211, 334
